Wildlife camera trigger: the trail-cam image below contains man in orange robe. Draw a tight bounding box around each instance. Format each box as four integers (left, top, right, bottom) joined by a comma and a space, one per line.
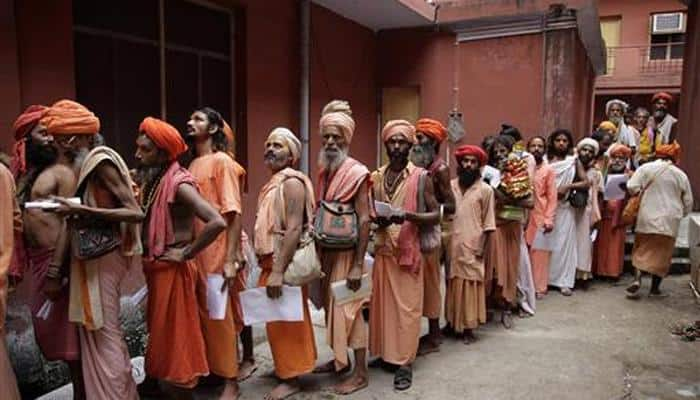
43, 100, 142, 400
593, 144, 632, 279
445, 145, 495, 344
254, 127, 317, 400
0, 161, 22, 400
370, 120, 440, 391
524, 136, 558, 297
411, 118, 455, 355
136, 117, 226, 398
187, 108, 243, 399
313, 100, 371, 394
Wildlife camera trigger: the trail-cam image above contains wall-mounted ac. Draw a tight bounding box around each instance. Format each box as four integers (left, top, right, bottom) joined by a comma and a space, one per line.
651, 12, 686, 34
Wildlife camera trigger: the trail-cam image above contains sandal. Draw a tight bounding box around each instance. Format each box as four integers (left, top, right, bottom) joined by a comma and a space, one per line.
393, 366, 412, 391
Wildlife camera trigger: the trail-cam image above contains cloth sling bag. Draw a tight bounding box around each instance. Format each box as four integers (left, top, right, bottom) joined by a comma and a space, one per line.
276, 177, 324, 286
621, 163, 669, 226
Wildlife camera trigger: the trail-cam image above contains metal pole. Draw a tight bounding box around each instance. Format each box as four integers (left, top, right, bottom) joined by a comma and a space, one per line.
300, 0, 310, 174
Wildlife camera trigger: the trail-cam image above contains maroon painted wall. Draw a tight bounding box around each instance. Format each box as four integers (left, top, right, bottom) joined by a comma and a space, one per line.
678, 0, 699, 207
0, 0, 21, 154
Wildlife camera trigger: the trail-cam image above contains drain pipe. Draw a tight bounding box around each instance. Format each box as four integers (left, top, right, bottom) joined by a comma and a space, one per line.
299, 0, 310, 174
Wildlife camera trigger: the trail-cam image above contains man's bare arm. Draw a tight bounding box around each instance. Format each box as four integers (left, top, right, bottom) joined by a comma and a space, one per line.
436, 165, 456, 215
568, 160, 591, 190
222, 211, 243, 284
266, 179, 305, 298
52, 162, 144, 223
348, 179, 371, 291
175, 184, 226, 260
406, 175, 440, 226
45, 167, 79, 299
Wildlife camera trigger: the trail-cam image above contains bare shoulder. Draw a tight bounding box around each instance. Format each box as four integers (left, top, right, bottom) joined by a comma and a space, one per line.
283, 177, 305, 197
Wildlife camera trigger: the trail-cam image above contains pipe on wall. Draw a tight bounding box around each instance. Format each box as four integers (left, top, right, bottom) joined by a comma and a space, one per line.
300, 0, 310, 174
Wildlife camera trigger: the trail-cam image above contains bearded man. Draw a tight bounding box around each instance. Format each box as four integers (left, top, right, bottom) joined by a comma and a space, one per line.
634, 107, 656, 164
136, 117, 226, 398
44, 100, 143, 399
254, 127, 317, 400
0, 159, 21, 400
484, 135, 534, 328
593, 144, 632, 279
573, 138, 602, 288
605, 99, 637, 148
444, 145, 495, 344
626, 142, 692, 299
545, 129, 589, 296
370, 120, 440, 391
524, 136, 557, 298
187, 107, 243, 399
11, 105, 84, 397
410, 117, 455, 355
650, 92, 677, 145
311, 100, 371, 395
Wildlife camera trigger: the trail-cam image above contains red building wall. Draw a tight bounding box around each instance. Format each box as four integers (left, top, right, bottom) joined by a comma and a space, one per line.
678, 0, 699, 207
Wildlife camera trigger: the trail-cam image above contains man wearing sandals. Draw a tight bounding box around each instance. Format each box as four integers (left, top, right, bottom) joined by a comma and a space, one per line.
312, 101, 372, 395
254, 128, 317, 399
369, 120, 440, 391
626, 142, 692, 299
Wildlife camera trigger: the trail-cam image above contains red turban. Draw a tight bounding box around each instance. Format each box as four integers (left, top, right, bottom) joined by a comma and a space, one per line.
139, 117, 188, 161
454, 145, 488, 166
655, 141, 681, 162
11, 105, 48, 177
608, 143, 632, 158
416, 118, 447, 143
40, 100, 100, 135
652, 92, 674, 104
381, 120, 416, 144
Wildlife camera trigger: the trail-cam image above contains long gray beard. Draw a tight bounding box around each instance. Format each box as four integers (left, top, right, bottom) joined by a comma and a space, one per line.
410, 142, 436, 168
609, 116, 622, 125
136, 166, 164, 189
72, 147, 90, 171
318, 148, 348, 172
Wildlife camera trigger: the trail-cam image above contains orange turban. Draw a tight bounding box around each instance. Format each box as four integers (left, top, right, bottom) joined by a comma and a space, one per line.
11, 105, 48, 177
416, 118, 447, 143
381, 120, 416, 144
222, 120, 235, 146
40, 100, 100, 135
598, 121, 617, 133
652, 92, 674, 104
655, 141, 681, 162
608, 143, 632, 158
454, 144, 487, 166
139, 117, 188, 161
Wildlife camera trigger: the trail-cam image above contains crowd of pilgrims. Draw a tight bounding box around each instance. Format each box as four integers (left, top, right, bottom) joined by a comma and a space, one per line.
0, 93, 692, 400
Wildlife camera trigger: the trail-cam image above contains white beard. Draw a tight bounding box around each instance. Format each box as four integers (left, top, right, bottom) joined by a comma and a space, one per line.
318, 147, 348, 172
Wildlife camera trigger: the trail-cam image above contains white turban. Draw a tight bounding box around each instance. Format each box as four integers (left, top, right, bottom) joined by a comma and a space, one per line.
605, 99, 628, 115
577, 137, 600, 154
267, 127, 302, 163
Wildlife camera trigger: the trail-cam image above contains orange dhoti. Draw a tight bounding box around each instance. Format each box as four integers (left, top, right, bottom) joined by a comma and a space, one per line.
258, 255, 317, 379
422, 248, 442, 319
593, 200, 626, 278
445, 278, 485, 332
144, 259, 208, 388
632, 233, 676, 278
321, 249, 368, 371
198, 274, 238, 379
369, 251, 424, 365
486, 221, 521, 305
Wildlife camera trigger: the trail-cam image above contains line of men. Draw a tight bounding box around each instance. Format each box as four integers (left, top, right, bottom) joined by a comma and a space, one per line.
0, 96, 693, 400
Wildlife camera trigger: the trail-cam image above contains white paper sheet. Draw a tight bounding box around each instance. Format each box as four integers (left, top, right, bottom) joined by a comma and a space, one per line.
25, 197, 81, 209
206, 274, 228, 320
532, 228, 554, 251
36, 300, 53, 320
604, 174, 628, 200
590, 229, 598, 243
482, 165, 501, 188
331, 274, 372, 306
374, 201, 401, 218
240, 286, 303, 326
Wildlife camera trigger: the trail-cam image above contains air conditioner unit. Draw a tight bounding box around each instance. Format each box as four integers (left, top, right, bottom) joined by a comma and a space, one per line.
652, 12, 685, 34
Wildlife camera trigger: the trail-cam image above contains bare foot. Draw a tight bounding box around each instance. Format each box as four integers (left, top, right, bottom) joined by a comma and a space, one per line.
313, 359, 350, 374
331, 374, 369, 395
219, 381, 240, 400
501, 311, 514, 329
417, 337, 440, 356
264, 381, 301, 400
560, 287, 573, 296
237, 359, 257, 382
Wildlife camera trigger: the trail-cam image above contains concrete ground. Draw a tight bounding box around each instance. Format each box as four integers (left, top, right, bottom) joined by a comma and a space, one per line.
39, 274, 700, 400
